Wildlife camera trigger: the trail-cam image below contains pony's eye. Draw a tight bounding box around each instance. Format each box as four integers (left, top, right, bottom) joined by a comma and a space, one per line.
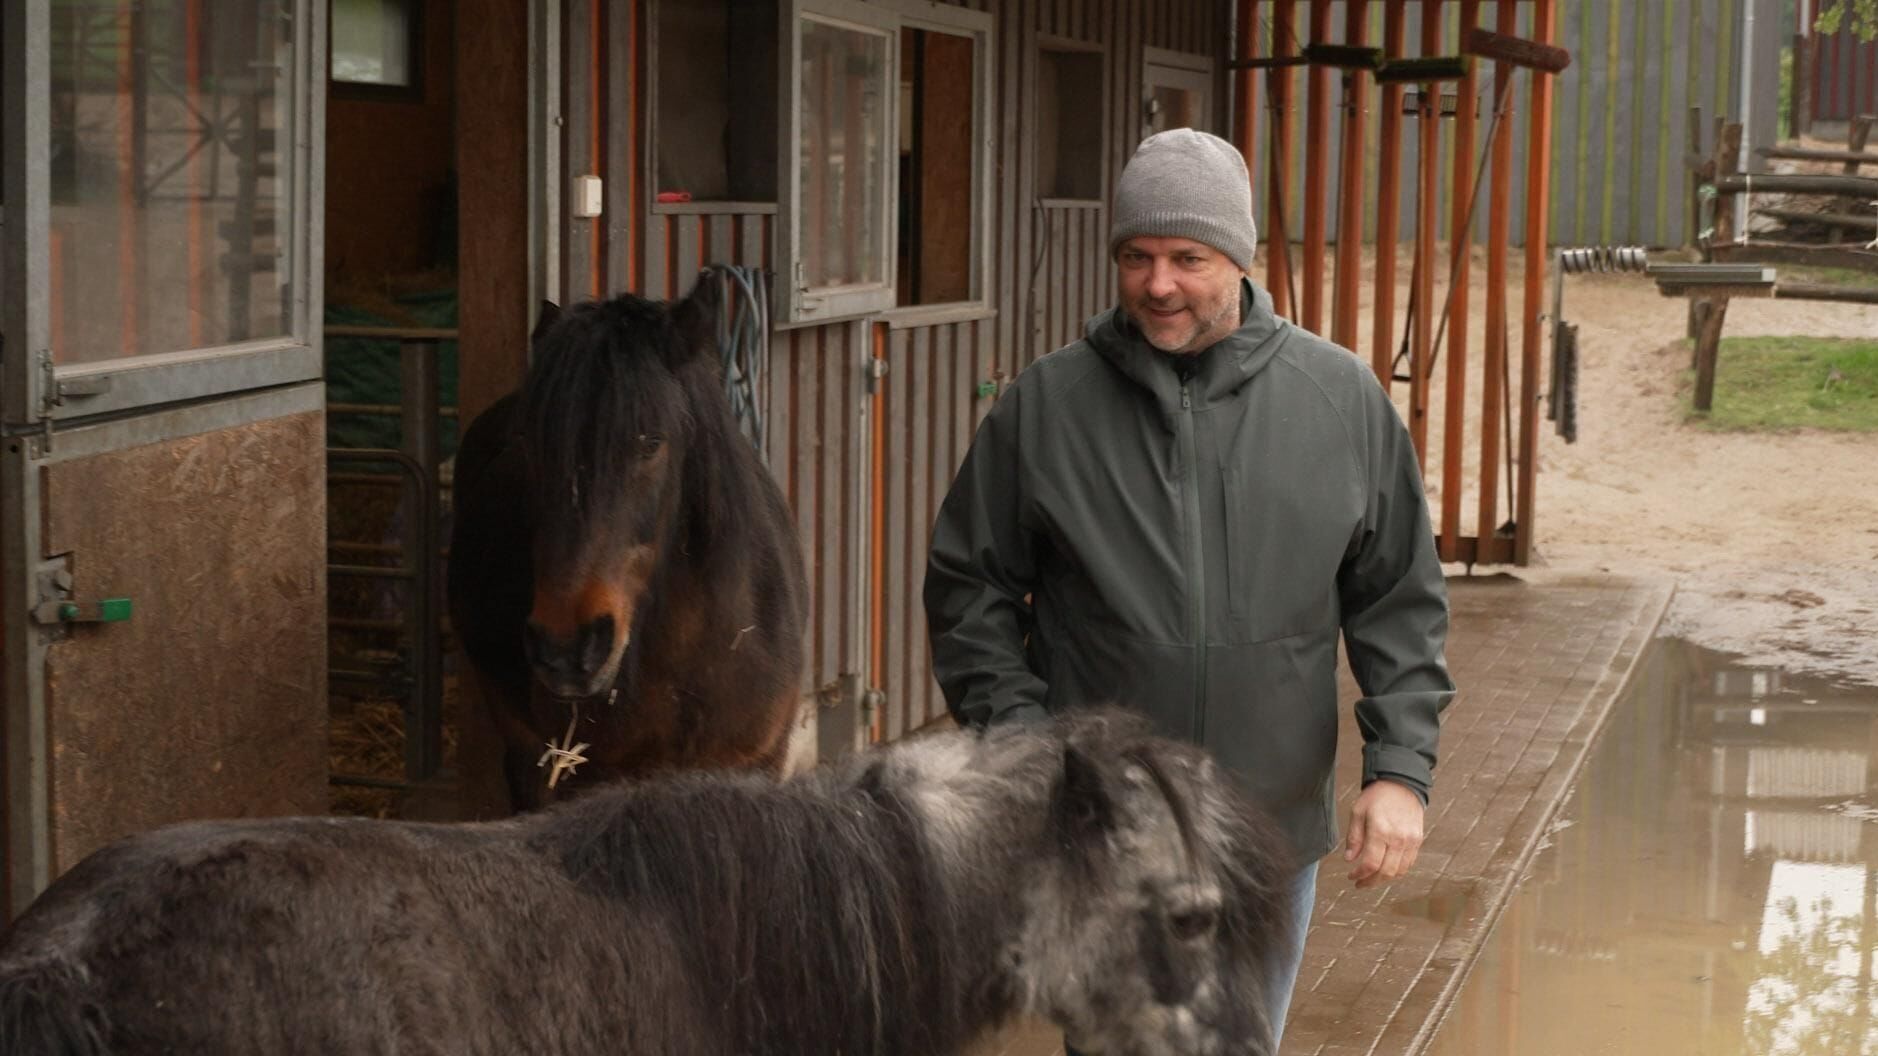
1170, 908, 1218, 940
636, 434, 664, 458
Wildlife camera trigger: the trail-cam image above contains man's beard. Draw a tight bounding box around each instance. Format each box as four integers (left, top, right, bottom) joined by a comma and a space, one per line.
1130, 293, 1237, 354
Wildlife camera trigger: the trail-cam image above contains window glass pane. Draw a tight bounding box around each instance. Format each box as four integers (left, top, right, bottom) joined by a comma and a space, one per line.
800, 17, 888, 290
49, 0, 297, 364
658, 0, 777, 202
896, 27, 977, 307
1037, 49, 1103, 200
332, 0, 412, 88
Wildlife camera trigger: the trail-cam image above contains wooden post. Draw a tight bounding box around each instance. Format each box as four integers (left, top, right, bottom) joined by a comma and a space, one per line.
1331, 1, 1369, 353
1691, 123, 1743, 413
1410, 0, 1443, 467
1692, 295, 1729, 413
1440, 0, 1479, 560
1371, 0, 1409, 387
1515, 0, 1557, 567
1268, 1, 1299, 319
1235, 0, 1259, 188
1477, 0, 1515, 548
1302, 0, 1334, 334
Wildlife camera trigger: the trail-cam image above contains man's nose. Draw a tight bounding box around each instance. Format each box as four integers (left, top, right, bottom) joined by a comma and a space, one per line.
1145, 261, 1177, 299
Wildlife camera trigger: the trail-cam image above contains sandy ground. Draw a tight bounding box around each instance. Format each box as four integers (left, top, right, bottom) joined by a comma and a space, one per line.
1295, 241, 1878, 686
1524, 270, 1878, 686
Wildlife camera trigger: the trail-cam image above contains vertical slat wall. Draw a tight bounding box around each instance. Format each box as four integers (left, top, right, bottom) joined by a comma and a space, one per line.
1241, 0, 1562, 567
1812, 19, 1878, 123
1246, 0, 1782, 253
877, 0, 1225, 737
586, 0, 1227, 752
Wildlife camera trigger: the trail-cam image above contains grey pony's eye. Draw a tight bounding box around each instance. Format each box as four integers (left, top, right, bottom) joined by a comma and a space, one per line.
636, 434, 664, 458
1169, 908, 1219, 940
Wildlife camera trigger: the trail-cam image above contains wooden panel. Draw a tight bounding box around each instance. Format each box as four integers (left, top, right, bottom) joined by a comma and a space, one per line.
908, 327, 936, 727
816, 329, 840, 689
1517, 0, 1557, 566
606, 0, 640, 294
44, 411, 327, 873
566, 0, 599, 300
1371, 0, 1408, 385
1267, 0, 1299, 318
885, 330, 911, 739
455, 0, 530, 427
1331, 0, 1368, 351
1477, 0, 1515, 547
1439, 0, 1478, 556
1301, 0, 1332, 333
674, 214, 703, 299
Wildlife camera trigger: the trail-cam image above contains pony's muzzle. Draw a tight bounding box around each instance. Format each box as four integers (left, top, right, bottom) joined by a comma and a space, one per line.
524, 613, 619, 698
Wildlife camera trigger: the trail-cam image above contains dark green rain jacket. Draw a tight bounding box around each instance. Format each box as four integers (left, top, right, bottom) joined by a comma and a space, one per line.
924, 280, 1454, 860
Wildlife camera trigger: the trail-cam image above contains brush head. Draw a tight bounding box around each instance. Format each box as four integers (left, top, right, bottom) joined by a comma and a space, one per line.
1374, 55, 1473, 84
1300, 43, 1384, 71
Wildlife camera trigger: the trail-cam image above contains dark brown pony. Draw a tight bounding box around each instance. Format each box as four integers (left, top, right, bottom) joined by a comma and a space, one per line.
448, 274, 805, 810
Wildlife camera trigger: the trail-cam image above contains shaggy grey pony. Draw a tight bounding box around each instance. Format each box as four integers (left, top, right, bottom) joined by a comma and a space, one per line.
0, 708, 1292, 1055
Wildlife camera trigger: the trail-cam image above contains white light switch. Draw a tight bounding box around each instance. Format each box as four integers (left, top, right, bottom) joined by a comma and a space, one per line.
572, 175, 604, 219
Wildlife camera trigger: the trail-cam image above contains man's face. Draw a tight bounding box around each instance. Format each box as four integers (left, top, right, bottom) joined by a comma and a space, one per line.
1116, 236, 1245, 355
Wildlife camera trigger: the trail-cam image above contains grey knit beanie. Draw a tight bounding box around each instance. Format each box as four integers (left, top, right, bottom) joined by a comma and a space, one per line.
1109, 129, 1258, 271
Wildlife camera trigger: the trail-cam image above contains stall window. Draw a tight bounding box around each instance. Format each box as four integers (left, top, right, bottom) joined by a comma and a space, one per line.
332, 0, 420, 93
48, 0, 302, 363
1036, 45, 1104, 201
656, 0, 778, 204
780, 3, 896, 323
894, 12, 987, 310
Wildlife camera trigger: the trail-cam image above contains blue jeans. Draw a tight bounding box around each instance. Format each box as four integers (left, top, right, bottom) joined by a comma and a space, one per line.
1066, 862, 1318, 1054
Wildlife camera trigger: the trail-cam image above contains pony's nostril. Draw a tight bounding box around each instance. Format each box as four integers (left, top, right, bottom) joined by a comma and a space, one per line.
576, 614, 616, 677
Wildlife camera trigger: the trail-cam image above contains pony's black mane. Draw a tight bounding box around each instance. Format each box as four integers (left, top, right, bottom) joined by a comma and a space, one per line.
533, 765, 990, 1054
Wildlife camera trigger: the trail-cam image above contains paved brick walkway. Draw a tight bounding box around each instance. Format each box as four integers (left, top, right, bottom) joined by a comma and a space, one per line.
972, 572, 1674, 1056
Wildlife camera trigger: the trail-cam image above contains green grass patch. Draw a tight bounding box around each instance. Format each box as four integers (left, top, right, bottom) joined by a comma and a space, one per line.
1690, 336, 1878, 432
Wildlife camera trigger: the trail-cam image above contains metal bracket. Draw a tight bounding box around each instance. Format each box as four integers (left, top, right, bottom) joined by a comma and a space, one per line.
30, 557, 131, 633
865, 357, 889, 395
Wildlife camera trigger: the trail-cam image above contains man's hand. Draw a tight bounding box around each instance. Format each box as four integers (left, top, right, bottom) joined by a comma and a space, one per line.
1344, 779, 1425, 888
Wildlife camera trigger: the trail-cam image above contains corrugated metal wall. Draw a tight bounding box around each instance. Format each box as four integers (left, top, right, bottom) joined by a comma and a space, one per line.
1812, 22, 1878, 123
878, 0, 1227, 736
1247, 0, 1782, 252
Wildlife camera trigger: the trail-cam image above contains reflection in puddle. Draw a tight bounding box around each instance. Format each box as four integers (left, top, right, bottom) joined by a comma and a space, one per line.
1427, 638, 1878, 1056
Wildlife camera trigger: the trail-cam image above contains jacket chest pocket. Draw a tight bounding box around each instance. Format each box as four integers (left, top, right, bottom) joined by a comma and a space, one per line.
1216, 453, 1352, 644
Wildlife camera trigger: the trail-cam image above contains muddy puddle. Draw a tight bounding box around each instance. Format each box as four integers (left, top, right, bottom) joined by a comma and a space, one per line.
1428, 637, 1878, 1056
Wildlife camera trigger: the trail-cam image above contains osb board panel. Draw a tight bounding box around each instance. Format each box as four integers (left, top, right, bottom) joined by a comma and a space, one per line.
43, 411, 327, 873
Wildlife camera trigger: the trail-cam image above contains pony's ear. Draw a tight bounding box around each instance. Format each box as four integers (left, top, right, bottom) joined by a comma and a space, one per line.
530, 301, 562, 350
1055, 744, 1116, 838
667, 271, 724, 367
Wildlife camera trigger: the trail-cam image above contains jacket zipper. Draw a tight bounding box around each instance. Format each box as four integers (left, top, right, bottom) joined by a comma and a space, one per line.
1179, 383, 1207, 743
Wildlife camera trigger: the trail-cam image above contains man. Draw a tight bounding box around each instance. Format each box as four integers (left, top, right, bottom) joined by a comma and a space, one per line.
923, 128, 1454, 1045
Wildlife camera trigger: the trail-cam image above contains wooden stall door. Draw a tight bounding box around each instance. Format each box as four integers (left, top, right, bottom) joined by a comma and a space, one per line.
3, 0, 329, 914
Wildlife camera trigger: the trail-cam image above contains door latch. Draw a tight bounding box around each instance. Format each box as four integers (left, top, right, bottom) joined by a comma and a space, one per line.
32, 561, 132, 627
32, 598, 133, 625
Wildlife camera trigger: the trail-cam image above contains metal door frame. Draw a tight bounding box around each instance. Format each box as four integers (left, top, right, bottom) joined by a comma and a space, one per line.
2, 0, 326, 915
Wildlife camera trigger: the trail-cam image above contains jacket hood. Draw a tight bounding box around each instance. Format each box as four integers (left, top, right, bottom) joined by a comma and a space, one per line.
1086, 278, 1288, 419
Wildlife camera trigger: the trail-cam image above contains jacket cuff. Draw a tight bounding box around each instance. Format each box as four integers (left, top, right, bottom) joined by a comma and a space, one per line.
1362, 743, 1432, 804
990, 701, 1051, 727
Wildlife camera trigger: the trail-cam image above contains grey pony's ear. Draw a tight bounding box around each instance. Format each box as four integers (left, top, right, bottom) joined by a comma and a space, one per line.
667, 270, 724, 367
530, 300, 562, 345
1055, 744, 1116, 838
